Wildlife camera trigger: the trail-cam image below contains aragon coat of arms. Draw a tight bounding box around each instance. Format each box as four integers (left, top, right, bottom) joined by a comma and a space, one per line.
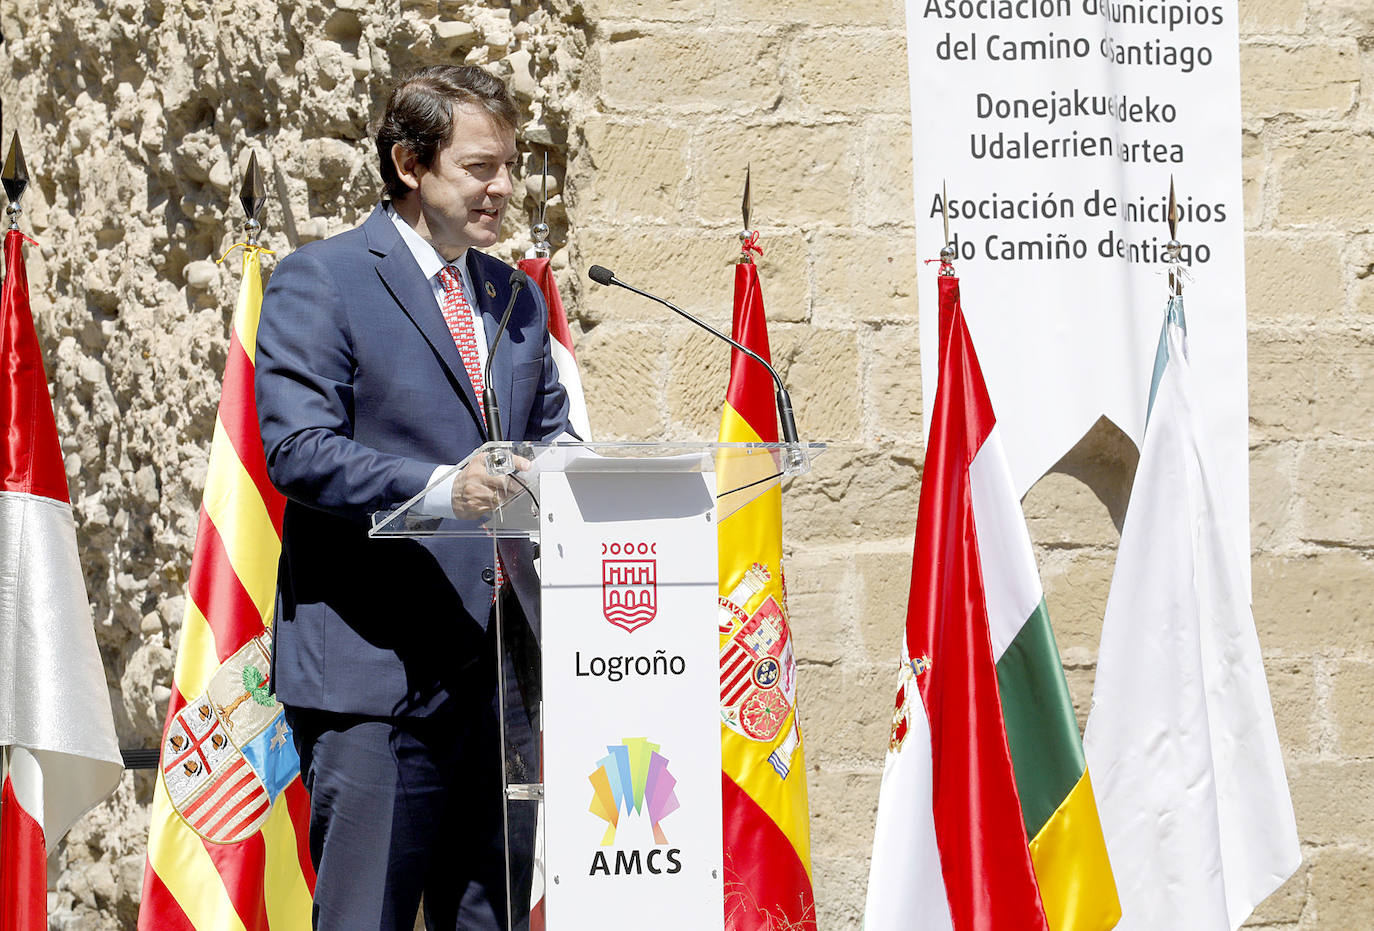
160, 630, 300, 844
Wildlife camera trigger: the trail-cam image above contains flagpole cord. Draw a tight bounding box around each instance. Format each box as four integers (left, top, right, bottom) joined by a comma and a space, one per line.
216, 242, 276, 264
738, 229, 763, 264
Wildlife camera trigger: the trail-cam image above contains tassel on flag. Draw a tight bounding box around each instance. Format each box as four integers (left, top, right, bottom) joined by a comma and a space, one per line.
865, 261, 1120, 930
0, 133, 124, 931
138, 155, 316, 930
716, 181, 816, 930
1083, 219, 1299, 929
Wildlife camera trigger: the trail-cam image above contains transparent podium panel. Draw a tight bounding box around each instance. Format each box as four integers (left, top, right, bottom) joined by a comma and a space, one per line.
368, 441, 824, 931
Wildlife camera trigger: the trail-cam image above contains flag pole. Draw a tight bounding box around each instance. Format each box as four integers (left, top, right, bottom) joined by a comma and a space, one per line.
939, 180, 956, 276
1165, 175, 1183, 297
737, 164, 754, 265
239, 150, 266, 246
531, 150, 551, 259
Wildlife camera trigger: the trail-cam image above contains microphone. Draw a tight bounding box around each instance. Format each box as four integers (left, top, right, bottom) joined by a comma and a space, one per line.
586, 265, 806, 471
483, 269, 527, 444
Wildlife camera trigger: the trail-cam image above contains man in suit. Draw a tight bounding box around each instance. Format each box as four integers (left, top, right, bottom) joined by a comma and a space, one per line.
255, 65, 571, 930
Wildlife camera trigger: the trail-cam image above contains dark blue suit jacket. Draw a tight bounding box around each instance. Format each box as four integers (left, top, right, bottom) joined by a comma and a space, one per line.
255, 205, 570, 717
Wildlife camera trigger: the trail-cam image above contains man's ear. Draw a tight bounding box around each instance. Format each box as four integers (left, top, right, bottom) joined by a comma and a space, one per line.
391, 143, 422, 193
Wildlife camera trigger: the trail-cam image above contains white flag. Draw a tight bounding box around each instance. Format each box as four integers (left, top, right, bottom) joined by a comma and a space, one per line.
1084, 298, 1299, 929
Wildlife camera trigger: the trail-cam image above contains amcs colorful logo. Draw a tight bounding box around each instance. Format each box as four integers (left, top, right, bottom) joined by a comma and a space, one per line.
588, 737, 680, 845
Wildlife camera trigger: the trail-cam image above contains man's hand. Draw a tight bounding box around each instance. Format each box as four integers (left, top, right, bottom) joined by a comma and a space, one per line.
450, 451, 532, 519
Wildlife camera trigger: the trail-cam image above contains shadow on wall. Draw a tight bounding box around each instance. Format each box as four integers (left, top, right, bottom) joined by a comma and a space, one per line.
1039, 415, 1139, 534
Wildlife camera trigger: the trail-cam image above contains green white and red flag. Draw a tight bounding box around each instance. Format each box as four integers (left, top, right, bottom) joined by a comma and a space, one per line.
865, 274, 1120, 931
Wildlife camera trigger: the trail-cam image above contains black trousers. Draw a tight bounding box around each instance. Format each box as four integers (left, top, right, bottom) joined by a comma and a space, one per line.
286, 636, 537, 930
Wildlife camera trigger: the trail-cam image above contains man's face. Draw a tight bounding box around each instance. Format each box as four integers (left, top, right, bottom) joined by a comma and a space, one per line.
412, 103, 517, 258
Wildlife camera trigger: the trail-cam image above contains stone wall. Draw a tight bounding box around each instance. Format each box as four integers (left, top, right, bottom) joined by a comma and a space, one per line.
1, 0, 1370, 927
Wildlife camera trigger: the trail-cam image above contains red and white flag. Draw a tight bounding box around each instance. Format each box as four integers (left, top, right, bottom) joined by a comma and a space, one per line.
0, 227, 123, 930
519, 256, 590, 439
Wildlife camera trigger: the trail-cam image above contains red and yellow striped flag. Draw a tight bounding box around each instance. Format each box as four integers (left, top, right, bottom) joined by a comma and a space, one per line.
717, 247, 815, 930
138, 244, 315, 930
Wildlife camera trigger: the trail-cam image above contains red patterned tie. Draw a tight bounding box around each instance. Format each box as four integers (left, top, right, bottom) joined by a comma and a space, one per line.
437, 266, 486, 412
437, 265, 504, 595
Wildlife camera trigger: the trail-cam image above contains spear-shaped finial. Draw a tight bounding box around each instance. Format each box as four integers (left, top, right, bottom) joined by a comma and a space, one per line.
737, 164, 756, 264
1165, 175, 1184, 296
4, 133, 29, 230
938, 180, 956, 274
531, 150, 551, 259
239, 150, 266, 245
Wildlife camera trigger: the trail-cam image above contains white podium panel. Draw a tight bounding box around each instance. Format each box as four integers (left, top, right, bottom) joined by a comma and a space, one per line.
539, 471, 725, 930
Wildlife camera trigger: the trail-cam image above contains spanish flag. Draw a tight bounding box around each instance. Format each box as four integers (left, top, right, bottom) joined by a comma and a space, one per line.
716, 243, 815, 930
138, 242, 315, 930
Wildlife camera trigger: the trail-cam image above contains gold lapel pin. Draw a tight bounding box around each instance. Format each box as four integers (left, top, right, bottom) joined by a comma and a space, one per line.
485, 280, 497, 298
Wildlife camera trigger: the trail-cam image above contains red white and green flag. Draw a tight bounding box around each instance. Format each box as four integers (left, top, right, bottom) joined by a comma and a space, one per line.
717, 244, 815, 930
0, 225, 123, 931
865, 274, 1121, 931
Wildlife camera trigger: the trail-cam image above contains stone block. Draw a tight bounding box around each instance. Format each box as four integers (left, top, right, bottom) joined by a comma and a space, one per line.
577, 118, 690, 222
1038, 549, 1116, 655
861, 323, 922, 443
1307, 846, 1374, 928
1245, 858, 1307, 925
1023, 469, 1124, 550
855, 547, 914, 663
859, 118, 916, 228
1266, 659, 1317, 758
1350, 233, 1374, 322
1249, 328, 1374, 443
811, 229, 919, 324
785, 547, 857, 666
1275, 132, 1374, 229
1252, 551, 1374, 652
1242, 130, 1265, 230
573, 228, 809, 324
597, 32, 784, 113
1240, 42, 1360, 120
1244, 233, 1346, 323
663, 321, 730, 438
1309, 0, 1374, 36
1289, 760, 1374, 844
1250, 441, 1298, 551
809, 849, 869, 931
585, 0, 714, 22
575, 324, 668, 440
793, 32, 910, 115
786, 445, 921, 544
1295, 441, 1374, 547
720, 0, 899, 25
765, 325, 862, 441
1239, 0, 1307, 33
1331, 659, 1374, 756
800, 661, 897, 766
808, 769, 882, 863
694, 122, 862, 227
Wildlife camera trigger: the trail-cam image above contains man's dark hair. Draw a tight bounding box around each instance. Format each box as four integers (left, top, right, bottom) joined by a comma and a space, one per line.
375, 65, 519, 201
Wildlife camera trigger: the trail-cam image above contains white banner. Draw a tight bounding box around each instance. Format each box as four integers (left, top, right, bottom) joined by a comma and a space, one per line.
906, 0, 1249, 582
539, 471, 725, 929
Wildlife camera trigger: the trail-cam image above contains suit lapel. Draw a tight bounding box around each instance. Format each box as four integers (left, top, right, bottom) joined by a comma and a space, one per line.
367, 209, 485, 432
468, 253, 515, 441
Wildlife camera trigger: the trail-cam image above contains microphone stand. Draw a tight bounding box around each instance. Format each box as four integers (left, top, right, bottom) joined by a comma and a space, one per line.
588, 265, 808, 474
